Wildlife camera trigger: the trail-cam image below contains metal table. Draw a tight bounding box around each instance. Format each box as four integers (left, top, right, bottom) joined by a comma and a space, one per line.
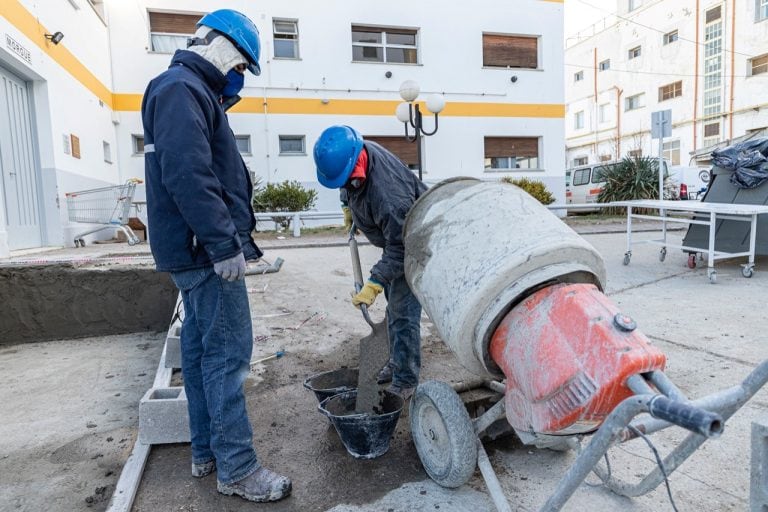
613, 200, 768, 283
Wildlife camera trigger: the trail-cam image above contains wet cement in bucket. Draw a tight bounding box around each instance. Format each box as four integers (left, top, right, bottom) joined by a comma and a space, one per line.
319, 389, 404, 459
303, 367, 359, 403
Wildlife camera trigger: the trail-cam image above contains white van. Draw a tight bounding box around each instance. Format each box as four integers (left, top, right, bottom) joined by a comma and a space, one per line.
668, 166, 710, 200
565, 160, 670, 212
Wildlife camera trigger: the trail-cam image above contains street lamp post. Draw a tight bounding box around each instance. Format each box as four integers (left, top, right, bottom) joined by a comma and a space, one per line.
395, 80, 445, 181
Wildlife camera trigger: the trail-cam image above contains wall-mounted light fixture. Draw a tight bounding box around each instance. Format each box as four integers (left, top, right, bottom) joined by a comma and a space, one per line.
395, 80, 445, 181
45, 32, 64, 45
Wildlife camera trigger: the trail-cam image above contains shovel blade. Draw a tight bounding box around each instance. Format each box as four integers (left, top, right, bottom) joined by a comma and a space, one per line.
355, 319, 390, 414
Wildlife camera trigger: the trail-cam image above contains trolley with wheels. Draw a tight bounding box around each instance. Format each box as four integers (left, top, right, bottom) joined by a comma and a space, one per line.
65, 178, 143, 247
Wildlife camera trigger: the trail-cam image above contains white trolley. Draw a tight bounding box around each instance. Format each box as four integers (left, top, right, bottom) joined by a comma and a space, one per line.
65, 178, 143, 247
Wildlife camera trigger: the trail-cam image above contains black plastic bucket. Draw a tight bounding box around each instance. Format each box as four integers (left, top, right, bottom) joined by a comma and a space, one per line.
303, 367, 359, 403
318, 389, 404, 459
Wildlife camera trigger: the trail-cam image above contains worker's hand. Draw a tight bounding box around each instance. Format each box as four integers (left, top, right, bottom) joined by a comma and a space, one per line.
214, 253, 246, 282
342, 206, 353, 232
352, 280, 384, 308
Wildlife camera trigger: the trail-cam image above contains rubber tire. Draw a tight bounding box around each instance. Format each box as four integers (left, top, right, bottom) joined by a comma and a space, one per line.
687, 254, 697, 269
410, 380, 477, 488
623, 253, 631, 266
659, 248, 666, 262
709, 271, 717, 284
742, 266, 754, 278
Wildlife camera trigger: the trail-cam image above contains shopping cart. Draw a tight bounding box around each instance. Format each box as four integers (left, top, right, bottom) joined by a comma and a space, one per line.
65, 178, 143, 247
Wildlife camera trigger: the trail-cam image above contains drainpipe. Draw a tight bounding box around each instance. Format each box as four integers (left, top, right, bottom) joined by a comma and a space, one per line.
616, 90, 622, 158
594, 48, 598, 161
729, 0, 736, 142
693, 0, 701, 152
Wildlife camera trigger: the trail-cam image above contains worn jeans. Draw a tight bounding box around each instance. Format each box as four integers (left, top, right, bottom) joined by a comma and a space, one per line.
170, 266, 258, 485
384, 274, 422, 388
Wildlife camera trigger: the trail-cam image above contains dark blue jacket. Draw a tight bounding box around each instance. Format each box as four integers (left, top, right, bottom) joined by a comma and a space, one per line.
347, 141, 427, 286
141, 50, 262, 272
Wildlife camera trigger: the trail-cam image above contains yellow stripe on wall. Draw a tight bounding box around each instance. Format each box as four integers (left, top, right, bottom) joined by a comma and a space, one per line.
1, 0, 113, 108
113, 94, 564, 118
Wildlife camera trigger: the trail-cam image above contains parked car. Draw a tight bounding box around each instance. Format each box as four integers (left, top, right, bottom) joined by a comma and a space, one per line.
668, 166, 710, 200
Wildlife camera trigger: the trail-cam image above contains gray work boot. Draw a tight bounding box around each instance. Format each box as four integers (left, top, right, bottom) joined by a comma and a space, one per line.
377, 363, 394, 384
191, 460, 216, 478
217, 466, 292, 503
387, 384, 415, 401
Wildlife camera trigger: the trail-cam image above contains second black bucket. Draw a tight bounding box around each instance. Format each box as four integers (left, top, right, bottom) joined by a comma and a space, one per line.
319, 389, 404, 459
303, 367, 359, 403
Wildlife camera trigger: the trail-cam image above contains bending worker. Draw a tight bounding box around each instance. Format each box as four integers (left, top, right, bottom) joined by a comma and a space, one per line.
141, 9, 291, 503
314, 125, 427, 400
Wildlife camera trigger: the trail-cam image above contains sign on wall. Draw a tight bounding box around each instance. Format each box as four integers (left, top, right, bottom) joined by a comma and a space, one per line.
5, 34, 31, 64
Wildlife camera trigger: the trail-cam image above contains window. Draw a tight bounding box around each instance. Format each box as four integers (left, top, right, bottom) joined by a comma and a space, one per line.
352, 26, 418, 64
628, 46, 642, 59
63, 134, 71, 155
625, 93, 644, 111
599, 154, 613, 162
628, 149, 642, 158
278, 135, 305, 155
574, 70, 584, 82
759, 0, 768, 21
572, 169, 590, 185
482, 34, 538, 69
628, 0, 642, 11
574, 111, 584, 130
659, 81, 683, 101
483, 137, 540, 171
71, 134, 81, 159
273, 19, 299, 59
598, 59, 610, 71
704, 122, 720, 137
573, 156, 588, 166
132, 135, 145, 155
364, 136, 418, 169
663, 140, 681, 165
599, 103, 611, 123
148, 11, 201, 53
103, 141, 112, 163
750, 54, 768, 76
663, 30, 679, 45
235, 135, 251, 154
703, 7, 723, 116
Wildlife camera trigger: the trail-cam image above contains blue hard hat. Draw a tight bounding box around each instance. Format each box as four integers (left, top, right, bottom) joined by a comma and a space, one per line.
198, 9, 261, 75
314, 126, 364, 189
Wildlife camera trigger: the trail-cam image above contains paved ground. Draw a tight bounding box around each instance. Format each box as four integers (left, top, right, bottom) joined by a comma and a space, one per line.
1, 217, 766, 512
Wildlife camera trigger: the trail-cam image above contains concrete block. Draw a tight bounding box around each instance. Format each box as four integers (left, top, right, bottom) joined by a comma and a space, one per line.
164, 334, 181, 369
139, 386, 190, 445
751, 416, 768, 512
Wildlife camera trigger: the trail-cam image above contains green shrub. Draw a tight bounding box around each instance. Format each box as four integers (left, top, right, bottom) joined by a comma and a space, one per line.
597, 156, 671, 205
500, 177, 555, 205
252, 180, 318, 230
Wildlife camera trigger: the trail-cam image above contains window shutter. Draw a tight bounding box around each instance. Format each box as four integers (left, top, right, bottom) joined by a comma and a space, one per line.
149, 12, 201, 34
705, 6, 721, 23
484, 137, 539, 157
365, 137, 418, 166
483, 34, 538, 69
704, 123, 720, 137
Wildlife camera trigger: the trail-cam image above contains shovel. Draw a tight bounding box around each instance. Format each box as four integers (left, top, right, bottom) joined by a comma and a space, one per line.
348, 226, 390, 414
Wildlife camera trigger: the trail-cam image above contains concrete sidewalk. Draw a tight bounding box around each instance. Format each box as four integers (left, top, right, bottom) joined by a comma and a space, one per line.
1, 226, 766, 512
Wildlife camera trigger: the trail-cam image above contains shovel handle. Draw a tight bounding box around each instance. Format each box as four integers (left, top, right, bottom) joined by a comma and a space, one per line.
349, 226, 375, 327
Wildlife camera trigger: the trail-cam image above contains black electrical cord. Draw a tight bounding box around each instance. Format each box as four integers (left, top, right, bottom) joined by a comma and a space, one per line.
627, 425, 679, 512
171, 299, 184, 325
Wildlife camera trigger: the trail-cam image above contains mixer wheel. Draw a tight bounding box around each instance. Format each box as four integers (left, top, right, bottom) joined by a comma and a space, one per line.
410, 380, 477, 488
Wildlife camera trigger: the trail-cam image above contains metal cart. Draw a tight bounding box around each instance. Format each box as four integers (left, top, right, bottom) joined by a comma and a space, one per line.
614, 199, 768, 283
65, 178, 143, 247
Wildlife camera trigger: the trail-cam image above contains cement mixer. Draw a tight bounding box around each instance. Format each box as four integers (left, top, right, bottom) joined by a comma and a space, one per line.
403, 178, 768, 512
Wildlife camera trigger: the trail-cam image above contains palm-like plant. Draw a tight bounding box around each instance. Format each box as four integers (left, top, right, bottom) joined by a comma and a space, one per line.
597, 156, 670, 204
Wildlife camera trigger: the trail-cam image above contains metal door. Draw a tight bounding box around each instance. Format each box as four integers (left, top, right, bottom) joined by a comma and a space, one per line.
0, 66, 42, 249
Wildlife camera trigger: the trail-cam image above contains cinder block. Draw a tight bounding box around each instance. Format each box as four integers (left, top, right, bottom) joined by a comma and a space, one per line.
751, 416, 768, 512
139, 387, 190, 445
164, 334, 181, 369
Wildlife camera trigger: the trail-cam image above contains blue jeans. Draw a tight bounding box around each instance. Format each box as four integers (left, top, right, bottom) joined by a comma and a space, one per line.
170, 266, 258, 485
384, 274, 422, 388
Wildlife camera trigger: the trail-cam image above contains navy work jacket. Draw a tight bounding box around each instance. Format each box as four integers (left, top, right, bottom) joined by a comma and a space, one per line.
346, 141, 427, 286
141, 50, 262, 272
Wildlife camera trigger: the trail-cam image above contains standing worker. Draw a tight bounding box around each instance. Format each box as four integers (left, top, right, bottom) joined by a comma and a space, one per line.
141, 9, 291, 503
314, 125, 427, 399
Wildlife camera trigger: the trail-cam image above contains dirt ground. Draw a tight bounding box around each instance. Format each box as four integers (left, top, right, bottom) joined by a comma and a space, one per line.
2, 218, 767, 512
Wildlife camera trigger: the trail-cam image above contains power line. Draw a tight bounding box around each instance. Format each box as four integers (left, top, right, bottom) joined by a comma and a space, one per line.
573, 0, 760, 59
565, 62, 762, 79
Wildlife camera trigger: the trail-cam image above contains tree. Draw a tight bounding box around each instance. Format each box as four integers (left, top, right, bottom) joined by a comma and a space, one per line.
252, 180, 318, 231
500, 177, 555, 205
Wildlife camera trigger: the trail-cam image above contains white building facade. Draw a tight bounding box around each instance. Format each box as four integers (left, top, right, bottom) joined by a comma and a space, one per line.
0, 0, 565, 257
565, 0, 768, 169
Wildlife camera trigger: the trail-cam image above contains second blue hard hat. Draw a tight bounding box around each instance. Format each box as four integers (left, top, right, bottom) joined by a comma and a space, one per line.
314, 126, 364, 189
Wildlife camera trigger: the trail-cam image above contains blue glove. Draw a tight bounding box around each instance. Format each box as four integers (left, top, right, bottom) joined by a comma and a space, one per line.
214, 253, 246, 282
